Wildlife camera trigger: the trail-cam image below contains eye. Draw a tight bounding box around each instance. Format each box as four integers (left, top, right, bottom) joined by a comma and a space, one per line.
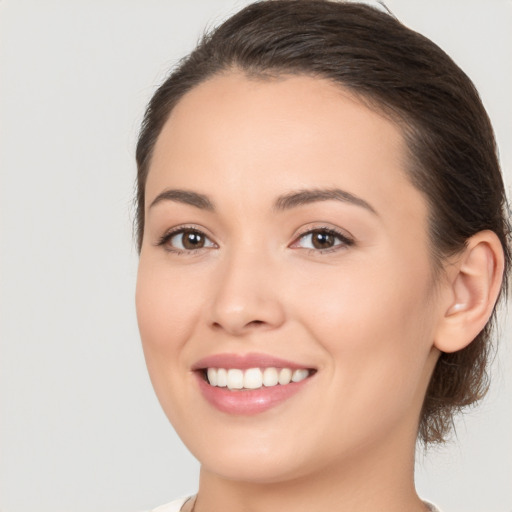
158, 227, 216, 253
292, 227, 354, 252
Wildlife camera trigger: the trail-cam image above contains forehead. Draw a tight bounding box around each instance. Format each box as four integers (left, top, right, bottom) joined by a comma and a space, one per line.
147, 72, 426, 228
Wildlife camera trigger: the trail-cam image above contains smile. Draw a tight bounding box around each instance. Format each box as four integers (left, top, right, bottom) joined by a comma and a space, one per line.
205, 367, 312, 390
193, 353, 316, 414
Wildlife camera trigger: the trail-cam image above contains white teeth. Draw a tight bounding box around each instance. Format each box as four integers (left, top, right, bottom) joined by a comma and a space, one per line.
292, 369, 309, 383
243, 368, 263, 389
205, 366, 311, 389
278, 368, 292, 385
263, 367, 279, 387
217, 368, 227, 387
207, 368, 217, 386
227, 369, 244, 390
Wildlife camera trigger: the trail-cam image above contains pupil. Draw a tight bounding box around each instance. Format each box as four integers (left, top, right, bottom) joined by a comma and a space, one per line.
183, 231, 204, 249
312, 231, 334, 249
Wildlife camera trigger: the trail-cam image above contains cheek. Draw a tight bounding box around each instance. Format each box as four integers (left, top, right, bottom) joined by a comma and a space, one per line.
135, 256, 204, 364
292, 256, 436, 396
311, 249, 434, 337
135, 257, 208, 427
291, 272, 436, 452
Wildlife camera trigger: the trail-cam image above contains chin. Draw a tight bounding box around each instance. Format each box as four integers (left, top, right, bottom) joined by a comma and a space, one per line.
175, 420, 313, 484
198, 449, 310, 484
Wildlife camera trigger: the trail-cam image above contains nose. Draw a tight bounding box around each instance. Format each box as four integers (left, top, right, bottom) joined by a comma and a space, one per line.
208, 248, 286, 336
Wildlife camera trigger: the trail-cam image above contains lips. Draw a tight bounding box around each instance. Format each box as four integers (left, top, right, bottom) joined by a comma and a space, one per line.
192, 353, 316, 415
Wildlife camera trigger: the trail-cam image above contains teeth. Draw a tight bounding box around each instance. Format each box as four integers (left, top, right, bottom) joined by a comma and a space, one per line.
263, 367, 279, 387
291, 369, 309, 382
207, 368, 217, 386
278, 368, 292, 385
217, 368, 227, 387
244, 368, 263, 389
227, 369, 244, 390
205, 367, 311, 390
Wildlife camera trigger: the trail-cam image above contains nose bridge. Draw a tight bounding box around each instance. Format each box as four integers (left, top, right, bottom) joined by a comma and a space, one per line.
209, 241, 285, 335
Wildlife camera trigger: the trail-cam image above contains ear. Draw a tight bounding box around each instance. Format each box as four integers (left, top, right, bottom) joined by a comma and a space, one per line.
434, 230, 505, 353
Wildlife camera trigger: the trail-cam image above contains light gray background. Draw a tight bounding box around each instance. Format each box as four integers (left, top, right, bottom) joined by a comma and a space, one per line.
1, 1, 511, 511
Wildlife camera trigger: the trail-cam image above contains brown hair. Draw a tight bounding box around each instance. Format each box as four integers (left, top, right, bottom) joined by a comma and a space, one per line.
135, 0, 510, 444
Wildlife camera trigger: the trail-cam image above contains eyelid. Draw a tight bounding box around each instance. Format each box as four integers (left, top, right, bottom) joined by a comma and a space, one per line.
290, 225, 355, 252
156, 224, 218, 253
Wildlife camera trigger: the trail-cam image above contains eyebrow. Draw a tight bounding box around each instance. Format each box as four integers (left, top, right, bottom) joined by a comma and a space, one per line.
148, 187, 377, 215
149, 189, 215, 211
273, 188, 377, 215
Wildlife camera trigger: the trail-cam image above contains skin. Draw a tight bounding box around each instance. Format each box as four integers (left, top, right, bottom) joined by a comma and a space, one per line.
136, 73, 501, 512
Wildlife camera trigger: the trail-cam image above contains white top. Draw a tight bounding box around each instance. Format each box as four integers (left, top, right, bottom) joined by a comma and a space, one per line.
145, 496, 442, 511
146, 497, 190, 512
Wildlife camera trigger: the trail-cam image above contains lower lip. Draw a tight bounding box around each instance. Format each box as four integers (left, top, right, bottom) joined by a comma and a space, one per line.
195, 372, 312, 415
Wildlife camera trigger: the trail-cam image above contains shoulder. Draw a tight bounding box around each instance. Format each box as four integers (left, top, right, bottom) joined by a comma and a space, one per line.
423, 501, 443, 512
143, 496, 191, 512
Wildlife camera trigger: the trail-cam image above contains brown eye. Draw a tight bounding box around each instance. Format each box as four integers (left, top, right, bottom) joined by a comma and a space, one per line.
163, 228, 216, 252
181, 230, 206, 249
311, 230, 336, 249
293, 228, 353, 252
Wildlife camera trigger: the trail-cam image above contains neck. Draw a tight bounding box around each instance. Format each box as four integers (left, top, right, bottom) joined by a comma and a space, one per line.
194, 424, 426, 512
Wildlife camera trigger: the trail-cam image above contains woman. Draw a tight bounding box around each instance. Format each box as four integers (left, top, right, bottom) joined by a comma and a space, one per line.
134, 1, 509, 511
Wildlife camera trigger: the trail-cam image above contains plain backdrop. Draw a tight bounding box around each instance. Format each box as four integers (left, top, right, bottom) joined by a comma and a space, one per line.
1, 1, 511, 511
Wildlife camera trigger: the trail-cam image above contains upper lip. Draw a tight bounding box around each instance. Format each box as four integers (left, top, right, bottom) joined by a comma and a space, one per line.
192, 352, 315, 371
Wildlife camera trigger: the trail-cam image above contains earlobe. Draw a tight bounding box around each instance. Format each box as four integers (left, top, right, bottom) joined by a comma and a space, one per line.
434, 230, 505, 354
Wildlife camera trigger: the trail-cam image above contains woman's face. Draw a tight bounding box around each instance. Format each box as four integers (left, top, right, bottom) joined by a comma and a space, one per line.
136, 73, 443, 483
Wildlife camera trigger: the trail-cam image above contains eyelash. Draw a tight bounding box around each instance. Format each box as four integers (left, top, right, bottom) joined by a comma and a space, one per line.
156, 226, 354, 255
291, 226, 354, 254
156, 226, 216, 255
